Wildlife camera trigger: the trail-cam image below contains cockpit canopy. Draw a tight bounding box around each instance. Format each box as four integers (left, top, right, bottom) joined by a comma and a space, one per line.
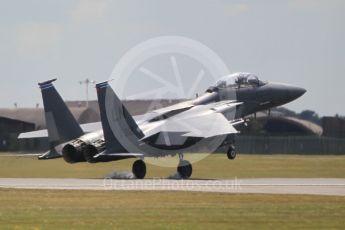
215, 72, 266, 89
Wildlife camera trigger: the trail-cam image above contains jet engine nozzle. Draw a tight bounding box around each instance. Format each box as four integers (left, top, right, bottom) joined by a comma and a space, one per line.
83, 140, 106, 163
62, 139, 87, 163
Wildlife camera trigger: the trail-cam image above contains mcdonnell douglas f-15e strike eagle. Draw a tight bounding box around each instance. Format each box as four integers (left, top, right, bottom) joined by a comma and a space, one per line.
19, 73, 306, 179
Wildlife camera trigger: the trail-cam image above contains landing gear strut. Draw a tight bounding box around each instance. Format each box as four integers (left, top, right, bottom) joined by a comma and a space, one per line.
177, 154, 192, 179
132, 159, 146, 179
227, 145, 236, 160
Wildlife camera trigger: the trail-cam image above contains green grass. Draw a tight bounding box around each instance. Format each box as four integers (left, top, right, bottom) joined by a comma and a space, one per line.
0, 189, 344, 230
1, 153, 345, 179
1, 154, 345, 229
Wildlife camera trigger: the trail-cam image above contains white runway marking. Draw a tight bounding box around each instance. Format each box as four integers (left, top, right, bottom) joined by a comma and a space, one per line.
0, 178, 344, 196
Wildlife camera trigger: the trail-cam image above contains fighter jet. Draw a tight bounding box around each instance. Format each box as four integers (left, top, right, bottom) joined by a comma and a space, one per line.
19, 73, 306, 179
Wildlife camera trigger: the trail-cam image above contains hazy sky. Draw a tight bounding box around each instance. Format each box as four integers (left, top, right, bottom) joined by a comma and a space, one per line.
0, 0, 344, 116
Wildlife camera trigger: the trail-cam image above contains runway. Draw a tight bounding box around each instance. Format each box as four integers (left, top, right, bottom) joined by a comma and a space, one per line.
0, 178, 345, 196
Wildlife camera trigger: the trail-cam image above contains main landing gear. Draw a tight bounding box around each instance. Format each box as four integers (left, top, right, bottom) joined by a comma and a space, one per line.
177, 154, 192, 179
227, 145, 236, 160
131, 154, 194, 179
132, 159, 146, 179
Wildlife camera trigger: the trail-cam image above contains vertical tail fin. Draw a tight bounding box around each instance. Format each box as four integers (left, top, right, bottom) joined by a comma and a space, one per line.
38, 79, 84, 147
96, 81, 143, 153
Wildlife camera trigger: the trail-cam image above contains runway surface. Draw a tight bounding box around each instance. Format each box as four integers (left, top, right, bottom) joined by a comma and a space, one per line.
1, 178, 345, 196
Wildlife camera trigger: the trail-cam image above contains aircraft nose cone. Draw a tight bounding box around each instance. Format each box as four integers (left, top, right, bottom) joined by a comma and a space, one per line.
259, 83, 306, 106
289, 86, 306, 100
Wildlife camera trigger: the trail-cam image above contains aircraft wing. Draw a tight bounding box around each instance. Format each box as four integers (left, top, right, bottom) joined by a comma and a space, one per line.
180, 112, 238, 138
141, 101, 242, 140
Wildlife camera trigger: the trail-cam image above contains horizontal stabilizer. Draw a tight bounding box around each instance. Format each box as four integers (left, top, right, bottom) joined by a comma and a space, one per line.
94, 152, 143, 159
18, 122, 102, 139
0, 153, 42, 157
18, 130, 48, 139
38, 148, 61, 160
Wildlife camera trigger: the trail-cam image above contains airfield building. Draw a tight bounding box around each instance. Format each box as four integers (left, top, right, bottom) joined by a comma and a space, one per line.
0, 100, 344, 154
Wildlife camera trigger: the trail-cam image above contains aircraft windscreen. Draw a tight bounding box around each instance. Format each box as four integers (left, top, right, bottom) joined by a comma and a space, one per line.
215, 72, 266, 88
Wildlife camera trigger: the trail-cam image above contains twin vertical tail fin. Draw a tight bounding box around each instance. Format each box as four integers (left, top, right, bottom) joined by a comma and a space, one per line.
96, 81, 144, 154
38, 79, 84, 148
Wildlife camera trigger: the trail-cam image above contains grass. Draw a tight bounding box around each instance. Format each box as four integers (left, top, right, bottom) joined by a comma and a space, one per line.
1, 153, 345, 179
0, 189, 344, 230
0, 154, 345, 229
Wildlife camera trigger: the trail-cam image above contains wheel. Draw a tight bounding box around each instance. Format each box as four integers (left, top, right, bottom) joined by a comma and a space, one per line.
227, 145, 236, 160
177, 160, 192, 179
132, 160, 146, 179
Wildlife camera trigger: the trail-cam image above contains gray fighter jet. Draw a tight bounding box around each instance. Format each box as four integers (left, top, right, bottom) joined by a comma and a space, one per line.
19, 73, 306, 179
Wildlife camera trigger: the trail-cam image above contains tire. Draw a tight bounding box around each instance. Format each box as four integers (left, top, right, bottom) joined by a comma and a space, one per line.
177, 160, 192, 179
227, 146, 236, 160
132, 160, 146, 179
